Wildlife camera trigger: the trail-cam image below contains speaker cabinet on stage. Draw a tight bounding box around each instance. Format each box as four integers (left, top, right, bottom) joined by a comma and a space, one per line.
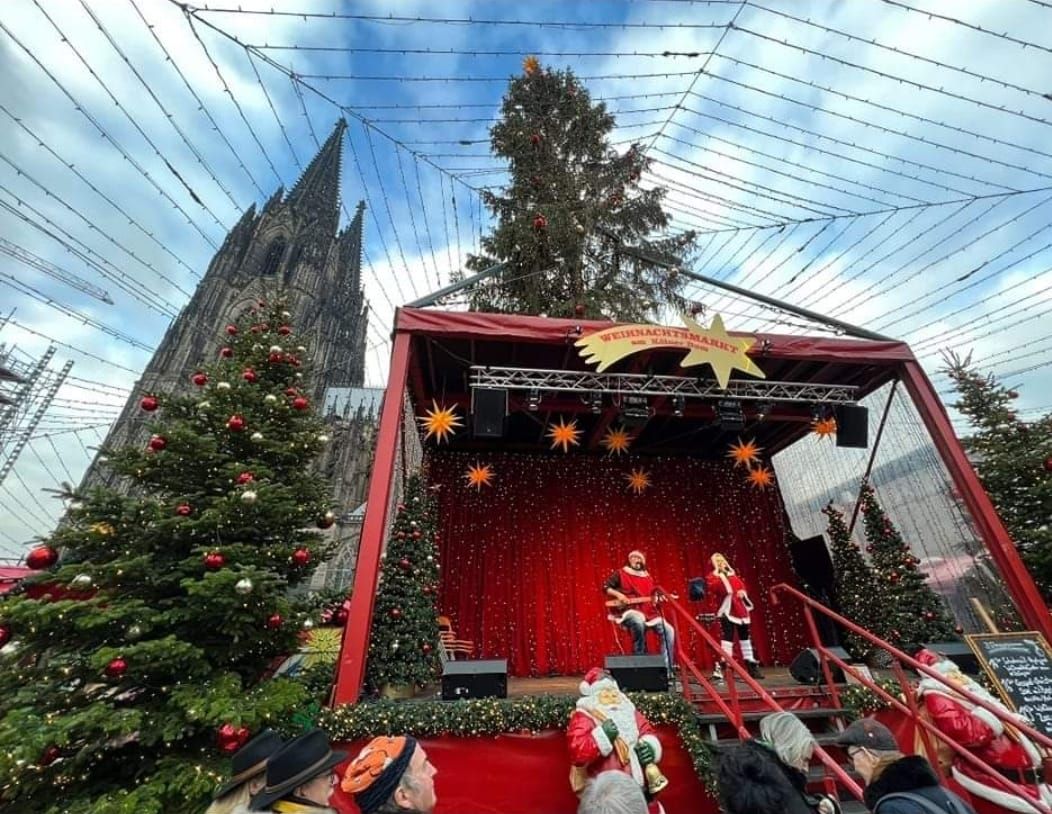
922, 642, 980, 675
441, 659, 508, 700
605, 655, 668, 693
472, 388, 507, 439
835, 405, 869, 449
789, 647, 851, 685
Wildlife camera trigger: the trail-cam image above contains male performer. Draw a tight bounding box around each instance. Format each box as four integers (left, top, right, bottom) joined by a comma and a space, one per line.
605, 550, 675, 669
703, 552, 763, 681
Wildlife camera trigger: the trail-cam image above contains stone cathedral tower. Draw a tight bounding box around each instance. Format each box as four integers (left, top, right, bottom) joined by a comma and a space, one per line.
81, 121, 376, 573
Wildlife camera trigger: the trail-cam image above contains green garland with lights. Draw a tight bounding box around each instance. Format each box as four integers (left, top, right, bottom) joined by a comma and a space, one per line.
319, 692, 720, 792
838, 678, 904, 719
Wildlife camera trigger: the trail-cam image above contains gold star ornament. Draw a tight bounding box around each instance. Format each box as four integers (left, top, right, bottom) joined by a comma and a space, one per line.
680, 313, 767, 389
625, 468, 652, 495
547, 417, 582, 453
523, 55, 541, 76
464, 462, 495, 490
601, 426, 633, 456
746, 466, 775, 489
727, 438, 762, 468
812, 416, 838, 438
418, 400, 463, 443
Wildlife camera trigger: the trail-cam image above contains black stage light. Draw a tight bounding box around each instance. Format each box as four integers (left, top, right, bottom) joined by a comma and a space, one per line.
717, 399, 745, 432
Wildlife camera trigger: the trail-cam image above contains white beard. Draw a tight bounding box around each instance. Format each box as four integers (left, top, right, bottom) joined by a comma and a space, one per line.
576, 678, 640, 745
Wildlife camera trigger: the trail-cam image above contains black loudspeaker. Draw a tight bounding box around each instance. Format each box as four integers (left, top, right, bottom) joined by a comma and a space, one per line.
472, 388, 507, 438
921, 642, 980, 675
789, 647, 851, 685
605, 655, 669, 693
441, 659, 508, 700
835, 404, 869, 449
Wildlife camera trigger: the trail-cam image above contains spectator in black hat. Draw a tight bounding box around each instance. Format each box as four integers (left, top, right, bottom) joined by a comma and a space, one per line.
206, 730, 284, 814
341, 735, 437, 814
249, 728, 347, 813
836, 717, 977, 814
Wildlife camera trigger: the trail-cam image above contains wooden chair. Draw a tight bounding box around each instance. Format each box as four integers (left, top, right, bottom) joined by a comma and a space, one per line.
437, 615, 474, 661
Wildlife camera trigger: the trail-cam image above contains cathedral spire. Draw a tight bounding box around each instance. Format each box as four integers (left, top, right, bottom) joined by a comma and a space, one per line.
337, 201, 366, 293
286, 119, 346, 230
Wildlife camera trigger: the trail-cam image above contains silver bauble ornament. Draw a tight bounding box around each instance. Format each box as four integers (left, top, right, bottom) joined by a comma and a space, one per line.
126, 624, 143, 640
391, 641, 399, 651
251, 432, 264, 442
317, 434, 330, 443
240, 490, 258, 504
197, 401, 211, 411
302, 619, 314, 630
264, 394, 278, 404
296, 345, 307, 353
252, 343, 263, 351
282, 311, 291, 319
269, 345, 283, 354
216, 382, 231, 391
235, 578, 253, 595
575, 223, 585, 234
72, 573, 93, 588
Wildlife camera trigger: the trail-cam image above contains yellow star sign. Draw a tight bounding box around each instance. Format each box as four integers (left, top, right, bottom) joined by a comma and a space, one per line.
418, 401, 463, 444
680, 313, 767, 389
523, 55, 540, 76
812, 416, 838, 438
625, 467, 652, 495
601, 426, 633, 456
464, 462, 495, 490
727, 438, 762, 468
746, 465, 775, 490
547, 417, 582, 453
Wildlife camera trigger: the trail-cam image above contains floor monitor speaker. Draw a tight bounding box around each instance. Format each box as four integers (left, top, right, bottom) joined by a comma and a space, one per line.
441, 659, 508, 700
789, 647, 851, 685
605, 654, 668, 693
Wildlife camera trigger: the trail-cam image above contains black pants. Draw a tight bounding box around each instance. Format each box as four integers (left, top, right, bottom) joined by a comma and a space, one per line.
721, 618, 750, 642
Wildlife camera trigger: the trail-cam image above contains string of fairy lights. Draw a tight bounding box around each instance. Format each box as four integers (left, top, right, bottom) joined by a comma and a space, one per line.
1, 0, 1051, 556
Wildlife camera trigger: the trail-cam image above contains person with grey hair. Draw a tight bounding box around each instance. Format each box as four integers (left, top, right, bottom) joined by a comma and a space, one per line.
717, 712, 841, 814
578, 771, 650, 814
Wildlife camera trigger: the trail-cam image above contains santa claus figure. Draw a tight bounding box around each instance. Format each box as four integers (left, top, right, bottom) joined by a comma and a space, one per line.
567, 667, 667, 814
703, 552, 763, 680
914, 648, 1052, 814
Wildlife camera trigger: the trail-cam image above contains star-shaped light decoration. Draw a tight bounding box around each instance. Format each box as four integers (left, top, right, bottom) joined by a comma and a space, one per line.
680, 313, 767, 389
523, 55, 541, 76
418, 400, 463, 444
464, 462, 495, 490
812, 416, 838, 438
727, 438, 762, 468
601, 426, 633, 456
625, 468, 652, 495
746, 465, 775, 489
547, 417, 582, 453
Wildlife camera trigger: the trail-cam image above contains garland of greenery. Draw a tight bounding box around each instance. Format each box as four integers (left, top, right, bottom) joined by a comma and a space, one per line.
838, 679, 904, 718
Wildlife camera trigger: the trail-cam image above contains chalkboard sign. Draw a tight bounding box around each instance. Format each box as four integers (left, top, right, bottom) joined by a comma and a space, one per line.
966, 632, 1052, 739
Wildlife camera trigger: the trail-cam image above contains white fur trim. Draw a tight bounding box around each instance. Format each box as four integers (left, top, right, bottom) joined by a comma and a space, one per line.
972, 706, 1005, 737
592, 723, 613, 757
951, 767, 1048, 813
641, 734, 662, 763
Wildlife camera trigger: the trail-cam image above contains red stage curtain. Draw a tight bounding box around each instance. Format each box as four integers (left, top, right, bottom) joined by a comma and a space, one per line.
430, 451, 809, 677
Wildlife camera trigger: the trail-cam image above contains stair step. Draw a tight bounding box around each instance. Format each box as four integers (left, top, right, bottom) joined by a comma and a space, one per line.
694, 707, 850, 726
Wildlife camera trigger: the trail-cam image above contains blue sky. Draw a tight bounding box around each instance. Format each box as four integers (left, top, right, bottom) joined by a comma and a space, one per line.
1, 0, 1051, 555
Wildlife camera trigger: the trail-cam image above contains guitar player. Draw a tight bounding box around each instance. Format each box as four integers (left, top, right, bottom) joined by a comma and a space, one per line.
604, 549, 676, 670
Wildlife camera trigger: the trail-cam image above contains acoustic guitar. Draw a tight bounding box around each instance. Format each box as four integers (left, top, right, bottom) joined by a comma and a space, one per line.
604, 594, 679, 611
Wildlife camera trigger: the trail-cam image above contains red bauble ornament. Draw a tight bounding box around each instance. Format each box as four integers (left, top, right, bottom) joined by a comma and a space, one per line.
530, 133, 541, 145
277, 325, 291, 336
1044, 456, 1052, 473
140, 395, 159, 412
954, 625, 964, 634
216, 724, 250, 754
175, 503, 192, 517
533, 213, 548, 231
204, 551, 225, 571
399, 558, 412, 571
284, 387, 298, 397
26, 545, 59, 570
389, 607, 402, 619
227, 415, 246, 432
104, 657, 128, 679
334, 607, 349, 625
191, 372, 208, 387
291, 547, 311, 567
219, 346, 234, 358
39, 745, 62, 767
242, 368, 257, 383
412, 530, 421, 540
291, 396, 309, 411
225, 324, 238, 335
268, 351, 283, 364
924, 611, 935, 620
236, 471, 255, 485
266, 613, 283, 630
0, 624, 11, 648
148, 435, 167, 452
889, 571, 900, 583
422, 586, 432, 595
422, 643, 433, 654
397, 531, 406, 540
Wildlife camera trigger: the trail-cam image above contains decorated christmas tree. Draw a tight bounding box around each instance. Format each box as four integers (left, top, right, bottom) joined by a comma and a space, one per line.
823, 502, 888, 660
0, 300, 335, 813
860, 483, 957, 648
943, 353, 1052, 598
463, 56, 696, 321
365, 473, 442, 694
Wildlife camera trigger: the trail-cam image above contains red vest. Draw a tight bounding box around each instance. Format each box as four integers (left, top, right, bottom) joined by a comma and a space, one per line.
619, 568, 658, 619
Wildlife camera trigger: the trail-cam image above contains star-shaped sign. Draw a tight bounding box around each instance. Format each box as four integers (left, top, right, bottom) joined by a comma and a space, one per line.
418, 401, 463, 444
812, 416, 838, 438
523, 55, 540, 76
727, 438, 762, 468
746, 465, 775, 489
547, 417, 582, 453
464, 462, 495, 490
601, 426, 633, 456
680, 313, 767, 389
625, 467, 652, 495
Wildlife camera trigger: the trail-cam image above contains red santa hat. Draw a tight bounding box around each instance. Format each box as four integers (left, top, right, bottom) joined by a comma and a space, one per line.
627, 550, 645, 564
579, 667, 617, 696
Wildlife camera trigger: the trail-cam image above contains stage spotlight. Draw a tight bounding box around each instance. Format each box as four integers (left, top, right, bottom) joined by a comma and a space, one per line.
620, 395, 651, 429
527, 388, 541, 411
590, 392, 603, 414
716, 399, 745, 432
672, 395, 685, 417
755, 401, 773, 421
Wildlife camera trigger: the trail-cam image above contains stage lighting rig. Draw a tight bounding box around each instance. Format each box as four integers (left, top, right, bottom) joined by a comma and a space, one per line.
619, 395, 652, 429
716, 399, 745, 431
527, 388, 541, 411
589, 392, 603, 414
672, 395, 685, 417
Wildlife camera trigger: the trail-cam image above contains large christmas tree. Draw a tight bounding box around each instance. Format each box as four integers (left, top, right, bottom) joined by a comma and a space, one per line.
0, 300, 335, 813
943, 353, 1052, 598
364, 473, 441, 693
823, 503, 888, 660
859, 483, 957, 648
463, 57, 696, 321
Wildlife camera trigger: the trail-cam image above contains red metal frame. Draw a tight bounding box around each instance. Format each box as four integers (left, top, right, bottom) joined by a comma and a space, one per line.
332, 329, 412, 704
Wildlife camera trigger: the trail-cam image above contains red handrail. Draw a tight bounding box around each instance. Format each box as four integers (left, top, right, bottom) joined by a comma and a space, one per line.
657, 590, 865, 802
771, 583, 1052, 814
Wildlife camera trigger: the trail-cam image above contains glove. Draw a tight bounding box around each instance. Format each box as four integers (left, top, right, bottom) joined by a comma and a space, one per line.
635, 740, 656, 765
600, 719, 619, 743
